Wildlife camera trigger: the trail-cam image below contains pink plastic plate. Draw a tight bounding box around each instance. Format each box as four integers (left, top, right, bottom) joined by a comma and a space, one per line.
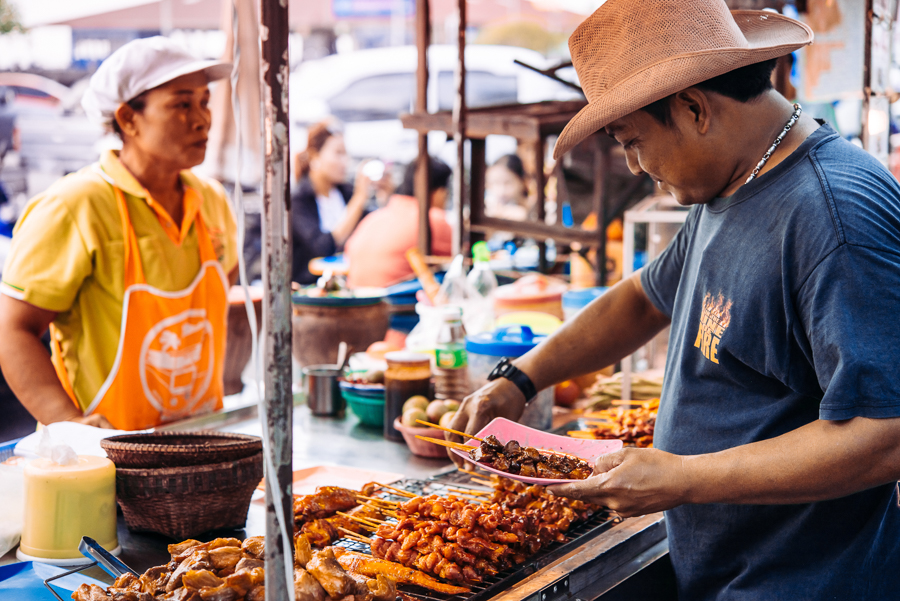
451, 417, 623, 484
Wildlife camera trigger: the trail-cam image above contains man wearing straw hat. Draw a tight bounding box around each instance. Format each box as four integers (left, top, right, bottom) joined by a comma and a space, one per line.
451, 0, 900, 597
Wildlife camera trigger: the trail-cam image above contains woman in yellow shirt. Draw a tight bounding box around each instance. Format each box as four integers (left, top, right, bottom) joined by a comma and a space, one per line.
0, 37, 238, 430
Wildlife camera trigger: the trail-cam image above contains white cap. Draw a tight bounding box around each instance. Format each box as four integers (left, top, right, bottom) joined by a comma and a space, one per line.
82, 36, 232, 128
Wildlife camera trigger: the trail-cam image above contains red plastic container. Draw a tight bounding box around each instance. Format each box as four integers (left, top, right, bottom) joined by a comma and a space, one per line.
393, 417, 450, 458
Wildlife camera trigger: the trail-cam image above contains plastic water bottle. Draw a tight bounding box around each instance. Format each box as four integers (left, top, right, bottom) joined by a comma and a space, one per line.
467, 241, 498, 298
434, 306, 470, 400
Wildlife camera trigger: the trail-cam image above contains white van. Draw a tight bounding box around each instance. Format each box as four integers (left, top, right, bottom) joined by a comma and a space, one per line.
289, 44, 580, 166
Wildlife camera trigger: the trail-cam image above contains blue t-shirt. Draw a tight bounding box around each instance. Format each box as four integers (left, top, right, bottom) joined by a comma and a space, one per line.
641, 124, 900, 600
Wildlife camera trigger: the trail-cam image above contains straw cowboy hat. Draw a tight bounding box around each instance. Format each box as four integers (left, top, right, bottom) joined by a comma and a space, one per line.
553, 0, 813, 159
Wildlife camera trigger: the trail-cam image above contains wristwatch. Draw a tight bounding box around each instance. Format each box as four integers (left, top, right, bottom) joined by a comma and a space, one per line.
488, 358, 537, 403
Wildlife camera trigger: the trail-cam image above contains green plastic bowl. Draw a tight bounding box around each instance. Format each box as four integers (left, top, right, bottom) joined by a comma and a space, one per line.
344, 389, 385, 427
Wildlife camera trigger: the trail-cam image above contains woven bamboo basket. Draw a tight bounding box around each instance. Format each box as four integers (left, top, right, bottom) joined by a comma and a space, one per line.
101, 431, 262, 469
114, 452, 263, 539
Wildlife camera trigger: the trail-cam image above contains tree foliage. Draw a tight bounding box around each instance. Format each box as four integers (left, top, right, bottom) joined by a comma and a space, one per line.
0, 0, 24, 35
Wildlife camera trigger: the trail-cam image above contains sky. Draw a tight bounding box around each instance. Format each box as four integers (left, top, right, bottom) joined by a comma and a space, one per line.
12, 0, 605, 28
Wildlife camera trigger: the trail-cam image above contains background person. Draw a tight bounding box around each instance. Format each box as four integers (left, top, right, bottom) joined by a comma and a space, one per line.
344, 157, 452, 288
485, 153, 529, 221
291, 122, 372, 285
0, 37, 237, 430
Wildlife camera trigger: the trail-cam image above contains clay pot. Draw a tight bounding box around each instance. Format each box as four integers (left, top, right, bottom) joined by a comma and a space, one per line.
291, 301, 390, 368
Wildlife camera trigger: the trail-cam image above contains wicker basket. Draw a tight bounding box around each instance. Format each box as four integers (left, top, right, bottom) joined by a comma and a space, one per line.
114, 452, 263, 539
100, 431, 262, 469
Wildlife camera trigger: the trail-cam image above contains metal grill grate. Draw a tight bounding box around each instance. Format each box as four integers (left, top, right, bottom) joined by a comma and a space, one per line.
335, 475, 620, 601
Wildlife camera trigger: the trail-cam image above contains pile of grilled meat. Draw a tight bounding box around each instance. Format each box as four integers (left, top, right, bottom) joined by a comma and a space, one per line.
468, 436, 592, 480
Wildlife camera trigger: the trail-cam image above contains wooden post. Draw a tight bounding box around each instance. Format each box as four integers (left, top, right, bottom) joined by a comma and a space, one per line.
451, 0, 467, 256
259, 0, 293, 598
592, 136, 609, 286
415, 0, 432, 255
862, 0, 894, 165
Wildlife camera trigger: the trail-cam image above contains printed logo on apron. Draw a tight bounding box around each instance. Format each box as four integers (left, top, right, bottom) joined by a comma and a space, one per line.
140, 308, 217, 420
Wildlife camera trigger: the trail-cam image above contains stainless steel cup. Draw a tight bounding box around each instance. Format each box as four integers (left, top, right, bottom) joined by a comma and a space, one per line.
303, 365, 345, 416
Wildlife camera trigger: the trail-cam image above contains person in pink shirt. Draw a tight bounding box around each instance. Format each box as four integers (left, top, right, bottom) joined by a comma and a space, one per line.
346, 157, 452, 288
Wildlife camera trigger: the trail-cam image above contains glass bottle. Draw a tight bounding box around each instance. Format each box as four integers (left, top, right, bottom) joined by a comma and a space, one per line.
384, 351, 432, 441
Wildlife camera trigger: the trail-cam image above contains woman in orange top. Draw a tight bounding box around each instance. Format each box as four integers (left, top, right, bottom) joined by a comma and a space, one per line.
0, 37, 238, 430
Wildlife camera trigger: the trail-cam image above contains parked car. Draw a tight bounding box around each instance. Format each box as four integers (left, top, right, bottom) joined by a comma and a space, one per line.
289, 45, 582, 166
0, 87, 16, 162
0, 73, 108, 178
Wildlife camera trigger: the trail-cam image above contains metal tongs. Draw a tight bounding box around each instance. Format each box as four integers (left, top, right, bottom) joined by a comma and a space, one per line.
43, 537, 138, 600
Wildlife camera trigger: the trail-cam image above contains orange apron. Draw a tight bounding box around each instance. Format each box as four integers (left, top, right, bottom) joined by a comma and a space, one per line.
52, 180, 228, 430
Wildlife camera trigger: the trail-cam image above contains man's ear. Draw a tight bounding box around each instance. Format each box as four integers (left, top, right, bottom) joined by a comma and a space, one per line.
672, 88, 712, 135
114, 103, 137, 138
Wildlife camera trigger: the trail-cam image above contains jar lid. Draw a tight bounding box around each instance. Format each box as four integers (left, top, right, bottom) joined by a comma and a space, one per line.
466, 325, 546, 357
385, 351, 432, 367
494, 274, 567, 303
440, 306, 463, 321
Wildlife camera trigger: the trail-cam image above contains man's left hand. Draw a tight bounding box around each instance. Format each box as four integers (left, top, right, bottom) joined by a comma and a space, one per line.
549, 448, 689, 517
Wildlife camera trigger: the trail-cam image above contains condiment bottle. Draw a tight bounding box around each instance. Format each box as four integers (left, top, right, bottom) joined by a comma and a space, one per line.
434, 306, 471, 400
384, 351, 432, 441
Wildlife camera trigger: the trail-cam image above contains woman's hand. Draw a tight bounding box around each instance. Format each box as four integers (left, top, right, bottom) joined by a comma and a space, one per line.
330, 162, 373, 246
447, 378, 528, 466
548, 448, 689, 517
352, 160, 374, 202
68, 414, 115, 429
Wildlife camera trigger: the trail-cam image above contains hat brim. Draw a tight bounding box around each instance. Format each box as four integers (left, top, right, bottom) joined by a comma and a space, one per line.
137, 59, 233, 101
553, 11, 813, 159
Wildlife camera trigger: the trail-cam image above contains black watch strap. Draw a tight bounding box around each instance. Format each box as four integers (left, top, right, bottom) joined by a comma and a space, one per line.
488, 358, 538, 402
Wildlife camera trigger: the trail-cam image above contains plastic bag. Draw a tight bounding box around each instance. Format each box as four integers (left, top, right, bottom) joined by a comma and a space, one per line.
434, 255, 493, 335
36, 427, 78, 466
0, 463, 24, 556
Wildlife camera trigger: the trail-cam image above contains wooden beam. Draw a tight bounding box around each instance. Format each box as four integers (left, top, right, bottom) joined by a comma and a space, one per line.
451, 0, 467, 255
470, 216, 607, 246
415, 0, 431, 254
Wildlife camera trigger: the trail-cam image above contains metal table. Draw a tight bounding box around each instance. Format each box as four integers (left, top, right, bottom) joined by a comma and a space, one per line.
2, 402, 668, 599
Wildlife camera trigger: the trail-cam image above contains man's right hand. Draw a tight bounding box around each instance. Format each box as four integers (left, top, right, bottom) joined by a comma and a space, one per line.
447, 378, 528, 466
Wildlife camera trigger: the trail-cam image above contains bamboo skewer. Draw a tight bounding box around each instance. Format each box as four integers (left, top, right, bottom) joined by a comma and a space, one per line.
415, 419, 485, 443
612, 399, 656, 406
336, 512, 384, 529
447, 486, 489, 496
338, 527, 374, 544
374, 483, 417, 498
458, 467, 487, 477
413, 435, 474, 453
360, 502, 401, 519
355, 494, 399, 507
470, 478, 493, 487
